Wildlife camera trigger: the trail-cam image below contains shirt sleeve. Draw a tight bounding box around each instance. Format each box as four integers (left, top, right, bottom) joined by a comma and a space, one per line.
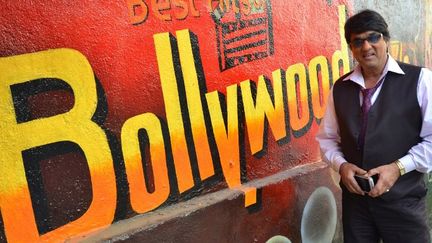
316, 87, 347, 172
399, 68, 432, 173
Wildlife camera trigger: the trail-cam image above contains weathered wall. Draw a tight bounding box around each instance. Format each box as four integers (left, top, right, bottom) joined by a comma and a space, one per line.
0, 1, 430, 242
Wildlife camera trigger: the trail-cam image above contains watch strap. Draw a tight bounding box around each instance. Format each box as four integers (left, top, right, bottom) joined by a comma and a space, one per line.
395, 160, 406, 176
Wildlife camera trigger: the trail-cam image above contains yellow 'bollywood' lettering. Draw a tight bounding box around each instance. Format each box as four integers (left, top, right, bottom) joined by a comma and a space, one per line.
0, 48, 116, 242
331, 5, 350, 81
176, 29, 215, 180
309, 56, 331, 120
154, 32, 195, 193
240, 69, 286, 155
121, 113, 170, 214
286, 63, 310, 132
205, 85, 240, 187
206, 85, 256, 206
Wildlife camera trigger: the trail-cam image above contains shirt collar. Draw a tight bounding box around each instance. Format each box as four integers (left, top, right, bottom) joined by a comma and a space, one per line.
343, 55, 405, 88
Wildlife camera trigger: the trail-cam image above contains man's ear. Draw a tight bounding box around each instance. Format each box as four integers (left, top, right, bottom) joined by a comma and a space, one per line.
385, 40, 390, 53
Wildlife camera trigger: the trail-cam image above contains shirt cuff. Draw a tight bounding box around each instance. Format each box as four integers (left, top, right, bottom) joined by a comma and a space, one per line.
333, 157, 348, 172
398, 155, 416, 173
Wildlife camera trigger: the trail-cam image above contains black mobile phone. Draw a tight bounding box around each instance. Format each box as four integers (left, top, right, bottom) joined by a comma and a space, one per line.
354, 174, 378, 192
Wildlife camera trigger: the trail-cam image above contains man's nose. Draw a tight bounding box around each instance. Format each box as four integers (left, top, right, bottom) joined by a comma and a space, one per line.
361, 39, 373, 49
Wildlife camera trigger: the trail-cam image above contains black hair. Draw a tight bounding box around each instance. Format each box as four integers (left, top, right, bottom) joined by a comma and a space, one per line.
344, 9, 390, 44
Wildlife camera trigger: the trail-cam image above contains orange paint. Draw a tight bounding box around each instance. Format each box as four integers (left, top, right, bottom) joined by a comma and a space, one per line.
177, 29, 215, 180
152, 0, 172, 20
219, 0, 239, 13
188, 0, 200, 17
172, 0, 188, 20
127, 0, 149, 25
309, 56, 331, 120
286, 63, 310, 132
121, 113, 170, 213
241, 186, 257, 207
154, 32, 195, 193
241, 69, 287, 154
0, 49, 117, 242
206, 84, 247, 194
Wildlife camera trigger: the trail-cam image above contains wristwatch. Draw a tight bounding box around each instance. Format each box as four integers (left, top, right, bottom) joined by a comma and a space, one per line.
395, 160, 406, 176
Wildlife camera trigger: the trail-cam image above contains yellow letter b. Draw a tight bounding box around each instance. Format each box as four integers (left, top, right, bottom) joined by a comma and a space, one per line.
0, 49, 116, 242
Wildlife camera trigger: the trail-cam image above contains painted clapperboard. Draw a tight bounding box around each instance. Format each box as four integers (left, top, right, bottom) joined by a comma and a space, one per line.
212, 0, 274, 71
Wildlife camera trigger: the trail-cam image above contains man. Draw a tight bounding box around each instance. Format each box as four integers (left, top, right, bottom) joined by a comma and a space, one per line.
316, 9, 432, 242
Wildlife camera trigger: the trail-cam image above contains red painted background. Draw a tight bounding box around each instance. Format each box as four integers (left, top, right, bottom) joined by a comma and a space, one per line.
5, 0, 430, 242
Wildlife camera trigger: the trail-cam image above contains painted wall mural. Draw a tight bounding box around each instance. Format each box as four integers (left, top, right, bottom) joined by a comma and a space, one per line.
0, 1, 430, 242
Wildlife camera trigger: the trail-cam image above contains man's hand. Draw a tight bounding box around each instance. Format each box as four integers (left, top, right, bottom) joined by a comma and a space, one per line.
366, 163, 400, 197
339, 162, 368, 195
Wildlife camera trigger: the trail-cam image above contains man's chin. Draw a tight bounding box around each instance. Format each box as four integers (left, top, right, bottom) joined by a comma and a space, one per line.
359, 60, 379, 69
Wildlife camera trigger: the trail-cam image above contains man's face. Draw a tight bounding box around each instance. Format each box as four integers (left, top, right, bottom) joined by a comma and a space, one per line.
349, 31, 388, 71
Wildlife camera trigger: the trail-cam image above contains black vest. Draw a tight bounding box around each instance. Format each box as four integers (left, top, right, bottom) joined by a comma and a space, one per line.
333, 62, 426, 200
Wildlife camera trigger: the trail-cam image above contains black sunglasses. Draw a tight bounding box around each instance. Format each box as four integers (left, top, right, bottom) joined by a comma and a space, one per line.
350, 32, 383, 48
